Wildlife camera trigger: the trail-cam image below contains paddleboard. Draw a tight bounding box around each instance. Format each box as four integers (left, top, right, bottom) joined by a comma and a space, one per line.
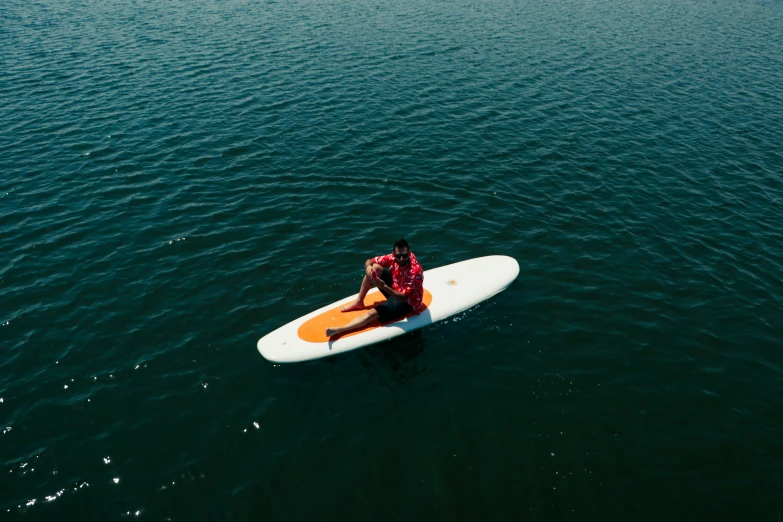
257, 255, 519, 363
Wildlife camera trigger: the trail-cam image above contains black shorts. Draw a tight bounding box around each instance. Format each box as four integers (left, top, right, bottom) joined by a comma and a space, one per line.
375, 268, 413, 322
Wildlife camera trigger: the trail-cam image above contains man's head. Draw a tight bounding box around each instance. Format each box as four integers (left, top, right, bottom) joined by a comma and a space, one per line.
393, 238, 410, 266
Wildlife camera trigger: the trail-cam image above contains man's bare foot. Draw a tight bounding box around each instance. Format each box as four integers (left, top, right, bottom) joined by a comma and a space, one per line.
325, 327, 342, 338
341, 300, 365, 312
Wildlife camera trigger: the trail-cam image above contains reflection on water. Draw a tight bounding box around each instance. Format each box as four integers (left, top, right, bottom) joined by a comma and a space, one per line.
359, 330, 428, 386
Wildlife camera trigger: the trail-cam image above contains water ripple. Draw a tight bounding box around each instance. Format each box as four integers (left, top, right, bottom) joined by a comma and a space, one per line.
2, 0, 783, 518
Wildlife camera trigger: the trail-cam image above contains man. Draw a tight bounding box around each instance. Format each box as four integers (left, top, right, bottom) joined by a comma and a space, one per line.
325, 239, 425, 338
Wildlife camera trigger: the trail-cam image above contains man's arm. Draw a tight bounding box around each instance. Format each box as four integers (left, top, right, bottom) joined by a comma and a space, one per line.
365, 254, 393, 275
374, 279, 409, 301
363, 258, 380, 278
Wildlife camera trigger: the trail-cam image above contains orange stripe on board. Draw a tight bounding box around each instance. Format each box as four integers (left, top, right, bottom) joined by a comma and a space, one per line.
297, 289, 433, 343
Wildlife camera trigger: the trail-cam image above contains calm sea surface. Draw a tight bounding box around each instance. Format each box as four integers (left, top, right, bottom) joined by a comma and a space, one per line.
2, 0, 782, 519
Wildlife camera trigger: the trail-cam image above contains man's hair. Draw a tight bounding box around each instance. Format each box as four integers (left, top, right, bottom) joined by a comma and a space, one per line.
393, 238, 409, 251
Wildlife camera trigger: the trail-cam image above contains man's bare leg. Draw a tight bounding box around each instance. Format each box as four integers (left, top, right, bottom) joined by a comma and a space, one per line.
341, 264, 383, 312
326, 308, 380, 338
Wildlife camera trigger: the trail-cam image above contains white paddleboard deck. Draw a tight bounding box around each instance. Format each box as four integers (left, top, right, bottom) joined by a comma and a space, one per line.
257, 255, 519, 363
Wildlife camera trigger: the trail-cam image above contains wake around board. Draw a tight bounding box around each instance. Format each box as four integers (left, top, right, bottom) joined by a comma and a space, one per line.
257, 255, 519, 363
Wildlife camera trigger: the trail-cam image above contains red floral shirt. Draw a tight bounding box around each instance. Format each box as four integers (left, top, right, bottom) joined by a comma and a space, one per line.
371, 252, 425, 313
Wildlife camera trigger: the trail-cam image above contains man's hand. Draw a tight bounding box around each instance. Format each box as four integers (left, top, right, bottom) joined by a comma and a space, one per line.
373, 277, 387, 289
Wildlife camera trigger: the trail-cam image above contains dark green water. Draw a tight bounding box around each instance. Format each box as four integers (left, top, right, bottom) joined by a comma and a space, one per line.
2, 0, 782, 519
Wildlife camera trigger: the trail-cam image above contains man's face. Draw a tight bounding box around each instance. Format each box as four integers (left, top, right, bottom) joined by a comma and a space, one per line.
393, 247, 410, 266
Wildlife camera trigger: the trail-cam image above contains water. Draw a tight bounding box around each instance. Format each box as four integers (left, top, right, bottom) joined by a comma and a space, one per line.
2, 0, 782, 519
